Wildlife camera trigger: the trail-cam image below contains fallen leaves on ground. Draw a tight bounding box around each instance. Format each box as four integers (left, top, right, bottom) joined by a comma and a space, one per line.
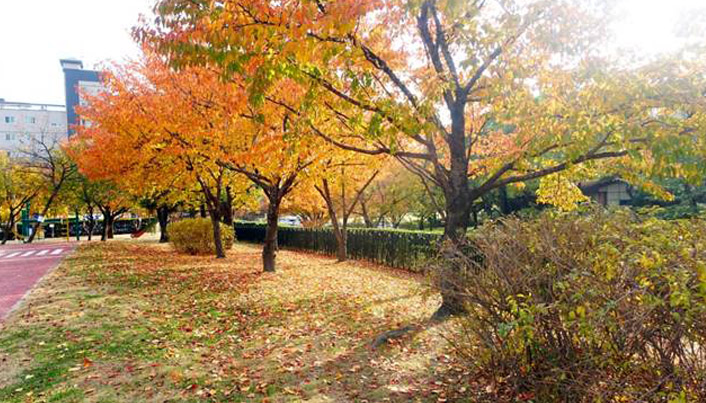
0, 242, 476, 402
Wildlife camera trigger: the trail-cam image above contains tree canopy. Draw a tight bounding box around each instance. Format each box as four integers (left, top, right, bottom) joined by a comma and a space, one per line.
140, 0, 706, 316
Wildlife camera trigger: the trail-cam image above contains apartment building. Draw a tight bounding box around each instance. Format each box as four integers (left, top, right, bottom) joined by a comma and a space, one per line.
60, 58, 102, 135
0, 58, 104, 158
0, 99, 67, 157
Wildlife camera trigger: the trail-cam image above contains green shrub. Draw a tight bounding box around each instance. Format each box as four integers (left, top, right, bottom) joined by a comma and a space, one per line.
445, 209, 706, 401
170, 218, 235, 255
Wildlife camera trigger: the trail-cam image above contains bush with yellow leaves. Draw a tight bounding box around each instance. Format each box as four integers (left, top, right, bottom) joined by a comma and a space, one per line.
170, 218, 235, 255
445, 208, 706, 401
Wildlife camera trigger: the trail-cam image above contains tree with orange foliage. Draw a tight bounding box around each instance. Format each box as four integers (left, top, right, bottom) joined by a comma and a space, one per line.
71, 52, 255, 257
74, 49, 326, 267
283, 187, 328, 229
217, 80, 327, 271
145, 0, 706, 318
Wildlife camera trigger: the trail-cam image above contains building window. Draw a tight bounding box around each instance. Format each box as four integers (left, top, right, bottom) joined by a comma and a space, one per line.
5, 133, 15, 141
4, 116, 15, 124
51, 122, 59, 127
25, 116, 36, 124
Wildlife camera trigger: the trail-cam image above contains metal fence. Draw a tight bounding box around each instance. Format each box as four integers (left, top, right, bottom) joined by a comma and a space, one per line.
234, 223, 442, 271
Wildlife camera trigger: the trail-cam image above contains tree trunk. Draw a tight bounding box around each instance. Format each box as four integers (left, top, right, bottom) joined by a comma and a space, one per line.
157, 206, 170, 243
107, 217, 115, 239
209, 211, 226, 259
26, 193, 59, 243
26, 221, 39, 243
101, 210, 112, 242
100, 208, 118, 242
432, 188, 473, 320
222, 186, 234, 226
317, 179, 351, 263
200, 204, 207, 218
27, 220, 41, 243
360, 200, 374, 228
335, 230, 347, 262
263, 197, 281, 272
85, 206, 94, 241
194, 169, 227, 259
433, 101, 472, 320
393, 217, 403, 228
87, 221, 93, 241
327, 203, 347, 262
1, 215, 15, 245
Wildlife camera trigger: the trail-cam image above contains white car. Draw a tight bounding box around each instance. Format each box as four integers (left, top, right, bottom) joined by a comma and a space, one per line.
278, 216, 302, 227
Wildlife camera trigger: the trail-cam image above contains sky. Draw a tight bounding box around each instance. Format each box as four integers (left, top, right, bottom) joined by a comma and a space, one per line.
0, 0, 154, 105
614, 0, 705, 55
0, 0, 704, 107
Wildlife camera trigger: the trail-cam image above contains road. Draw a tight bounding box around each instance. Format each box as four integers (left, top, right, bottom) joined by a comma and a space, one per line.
0, 243, 74, 320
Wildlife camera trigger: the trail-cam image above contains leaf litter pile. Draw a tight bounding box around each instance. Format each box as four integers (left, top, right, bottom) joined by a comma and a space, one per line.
0, 242, 476, 402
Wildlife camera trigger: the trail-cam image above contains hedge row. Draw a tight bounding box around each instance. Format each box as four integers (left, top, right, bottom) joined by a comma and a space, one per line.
234, 223, 442, 270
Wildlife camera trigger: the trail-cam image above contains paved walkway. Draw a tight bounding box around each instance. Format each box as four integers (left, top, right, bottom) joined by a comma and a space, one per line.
0, 243, 74, 320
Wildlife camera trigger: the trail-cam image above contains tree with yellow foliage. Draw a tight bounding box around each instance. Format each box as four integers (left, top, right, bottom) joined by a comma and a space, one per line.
0, 154, 42, 244
311, 149, 381, 261
144, 0, 706, 317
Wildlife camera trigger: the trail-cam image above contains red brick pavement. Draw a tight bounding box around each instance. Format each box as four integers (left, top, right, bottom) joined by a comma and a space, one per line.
0, 243, 74, 320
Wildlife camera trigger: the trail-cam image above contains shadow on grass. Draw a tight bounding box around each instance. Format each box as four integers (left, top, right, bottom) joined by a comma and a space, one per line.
0, 241, 469, 403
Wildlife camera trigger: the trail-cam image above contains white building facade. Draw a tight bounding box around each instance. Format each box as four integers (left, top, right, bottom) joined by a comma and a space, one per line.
0, 59, 102, 158
0, 100, 67, 157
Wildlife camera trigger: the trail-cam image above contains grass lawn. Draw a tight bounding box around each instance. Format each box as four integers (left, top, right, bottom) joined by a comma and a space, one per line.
0, 241, 473, 402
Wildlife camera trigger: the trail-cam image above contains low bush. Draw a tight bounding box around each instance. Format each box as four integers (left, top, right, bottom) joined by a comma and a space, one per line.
445, 209, 706, 401
170, 218, 235, 255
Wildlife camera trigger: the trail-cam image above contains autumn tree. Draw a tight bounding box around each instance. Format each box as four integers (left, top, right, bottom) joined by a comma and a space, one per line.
71, 54, 259, 256
144, 0, 706, 317
138, 188, 184, 243
358, 166, 425, 229
220, 93, 325, 271
19, 135, 77, 243
73, 175, 102, 241
72, 139, 185, 243
155, 63, 324, 266
72, 50, 317, 264
52, 175, 135, 242
91, 182, 133, 241
0, 154, 42, 244
283, 187, 328, 228
310, 150, 380, 261
69, 67, 198, 245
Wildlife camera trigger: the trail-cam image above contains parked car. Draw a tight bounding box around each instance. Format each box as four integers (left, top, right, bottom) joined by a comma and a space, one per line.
278, 216, 302, 227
